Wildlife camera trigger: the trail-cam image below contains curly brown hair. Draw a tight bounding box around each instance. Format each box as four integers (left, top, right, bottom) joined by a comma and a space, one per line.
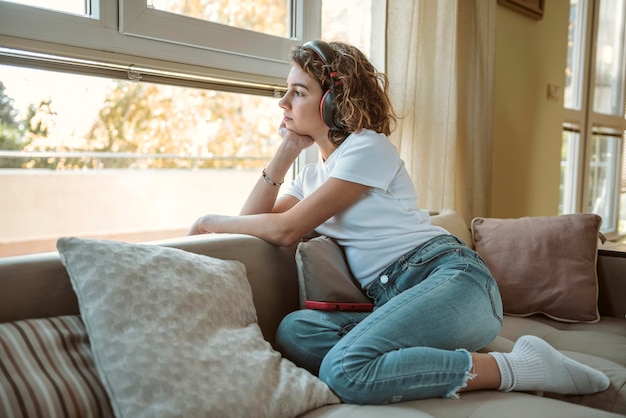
290, 41, 398, 146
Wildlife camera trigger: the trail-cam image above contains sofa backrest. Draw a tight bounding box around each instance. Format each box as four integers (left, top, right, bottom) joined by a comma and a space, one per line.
0, 234, 300, 346
1, 208, 623, 338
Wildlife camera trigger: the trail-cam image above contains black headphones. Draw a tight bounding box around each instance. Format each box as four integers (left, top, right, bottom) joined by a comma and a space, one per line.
302, 40, 343, 130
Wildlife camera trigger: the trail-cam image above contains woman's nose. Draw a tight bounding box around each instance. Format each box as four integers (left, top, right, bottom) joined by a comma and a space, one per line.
279, 94, 289, 109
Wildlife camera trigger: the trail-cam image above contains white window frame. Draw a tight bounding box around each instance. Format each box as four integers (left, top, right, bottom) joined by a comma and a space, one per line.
0, 0, 321, 83
120, 1, 317, 61
119, 0, 319, 77
563, 0, 593, 215
562, 0, 626, 238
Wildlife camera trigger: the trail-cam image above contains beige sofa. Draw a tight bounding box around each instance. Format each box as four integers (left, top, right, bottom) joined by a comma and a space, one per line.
0, 209, 624, 417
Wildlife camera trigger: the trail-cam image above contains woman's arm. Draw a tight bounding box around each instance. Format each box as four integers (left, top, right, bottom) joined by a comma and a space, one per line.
239, 125, 313, 216
189, 177, 369, 246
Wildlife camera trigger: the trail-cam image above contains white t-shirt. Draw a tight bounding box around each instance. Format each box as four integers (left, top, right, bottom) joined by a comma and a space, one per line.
286, 129, 449, 288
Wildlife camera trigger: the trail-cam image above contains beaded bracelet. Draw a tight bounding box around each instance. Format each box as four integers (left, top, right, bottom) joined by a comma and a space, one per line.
262, 168, 284, 187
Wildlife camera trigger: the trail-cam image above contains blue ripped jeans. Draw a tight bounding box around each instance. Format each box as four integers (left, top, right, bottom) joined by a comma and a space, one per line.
275, 234, 503, 405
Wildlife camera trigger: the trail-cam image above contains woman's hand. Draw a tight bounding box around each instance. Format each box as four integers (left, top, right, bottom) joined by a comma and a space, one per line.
188, 214, 224, 236
278, 122, 314, 153
238, 123, 311, 217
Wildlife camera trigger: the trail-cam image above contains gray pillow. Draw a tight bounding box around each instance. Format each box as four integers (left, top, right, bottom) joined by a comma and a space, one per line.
296, 235, 372, 308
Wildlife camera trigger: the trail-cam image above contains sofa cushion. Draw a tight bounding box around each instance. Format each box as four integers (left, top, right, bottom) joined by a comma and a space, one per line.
397, 391, 624, 418
301, 390, 625, 418
57, 237, 339, 418
471, 214, 601, 323
498, 315, 626, 415
0, 315, 113, 418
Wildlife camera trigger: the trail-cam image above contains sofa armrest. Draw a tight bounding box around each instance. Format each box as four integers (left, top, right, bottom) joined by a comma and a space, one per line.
0, 251, 79, 323
597, 248, 626, 319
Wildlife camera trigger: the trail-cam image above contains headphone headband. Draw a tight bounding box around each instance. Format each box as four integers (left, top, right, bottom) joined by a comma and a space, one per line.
301, 40, 343, 131
302, 40, 336, 66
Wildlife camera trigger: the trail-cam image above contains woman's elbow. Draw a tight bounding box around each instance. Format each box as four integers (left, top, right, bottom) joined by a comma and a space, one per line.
268, 225, 302, 247
271, 232, 301, 247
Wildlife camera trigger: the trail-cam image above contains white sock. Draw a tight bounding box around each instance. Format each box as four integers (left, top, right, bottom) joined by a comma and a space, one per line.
489, 335, 610, 395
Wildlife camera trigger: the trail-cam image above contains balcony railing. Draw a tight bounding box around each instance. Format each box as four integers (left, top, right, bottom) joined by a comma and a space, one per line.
0, 151, 269, 169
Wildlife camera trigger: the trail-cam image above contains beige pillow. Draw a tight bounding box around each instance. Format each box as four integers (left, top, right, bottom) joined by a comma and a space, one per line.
57, 237, 339, 418
430, 209, 473, 247
0, 315, 113, 418
471, 214, 602, 323
296, 236, 372, 308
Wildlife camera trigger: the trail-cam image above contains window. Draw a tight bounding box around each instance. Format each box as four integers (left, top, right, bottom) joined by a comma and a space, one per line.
561, 0, 626, 238
0, 64, 284, 258
0, 65, 283, 171
0, 0, 380, 257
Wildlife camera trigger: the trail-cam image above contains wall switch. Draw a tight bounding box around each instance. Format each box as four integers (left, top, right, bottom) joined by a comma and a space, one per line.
547, 84, 561, 101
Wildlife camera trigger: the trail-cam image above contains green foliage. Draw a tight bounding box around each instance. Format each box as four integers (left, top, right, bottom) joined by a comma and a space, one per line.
0, 123, 25, 168
86, 81, 279, 169
0, 80, 27, 168
0, 80, 19, 128
26, 100, 53, 138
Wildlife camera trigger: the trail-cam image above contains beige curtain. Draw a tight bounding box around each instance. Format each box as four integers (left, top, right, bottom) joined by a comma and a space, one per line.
386, 0, 496, 223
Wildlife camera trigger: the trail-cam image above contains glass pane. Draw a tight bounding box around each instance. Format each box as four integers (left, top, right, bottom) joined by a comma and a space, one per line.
149, 0, 289, 38
593, 0, 626, 116
559, 127, 580, 214
587, 130, 621, 231
322, 0, 373, 58
0, 64, 282, 257
564, 0, 586, 110
1, 0, 89, 15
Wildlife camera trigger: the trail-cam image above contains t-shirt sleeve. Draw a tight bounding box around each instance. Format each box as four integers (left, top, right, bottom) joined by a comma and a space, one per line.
329, 133, 400, 191
284, 167, 305, 200
285, 164, 314, 200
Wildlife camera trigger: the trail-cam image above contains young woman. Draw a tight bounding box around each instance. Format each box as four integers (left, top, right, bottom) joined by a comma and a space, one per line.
189, 40, 610, 404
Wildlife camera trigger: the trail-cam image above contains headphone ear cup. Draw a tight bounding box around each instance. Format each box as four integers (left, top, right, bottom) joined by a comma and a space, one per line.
320, 89, 341, 130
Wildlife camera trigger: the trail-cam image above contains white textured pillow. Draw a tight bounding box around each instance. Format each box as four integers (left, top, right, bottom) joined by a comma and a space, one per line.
57, 237, 339, 418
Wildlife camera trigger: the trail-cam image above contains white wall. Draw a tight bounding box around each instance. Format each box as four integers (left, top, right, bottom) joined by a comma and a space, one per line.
0, 169, 263, 256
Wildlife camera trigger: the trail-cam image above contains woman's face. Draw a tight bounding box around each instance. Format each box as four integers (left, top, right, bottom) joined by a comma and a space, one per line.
279, 64, 328, 140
